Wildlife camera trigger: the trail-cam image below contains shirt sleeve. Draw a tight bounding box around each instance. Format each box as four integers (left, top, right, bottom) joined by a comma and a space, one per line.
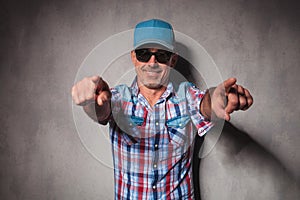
107, 84, 134, 126
186, 83, 214, 136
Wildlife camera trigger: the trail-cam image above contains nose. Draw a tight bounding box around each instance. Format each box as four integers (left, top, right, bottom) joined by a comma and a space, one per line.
148, 55, 157, 66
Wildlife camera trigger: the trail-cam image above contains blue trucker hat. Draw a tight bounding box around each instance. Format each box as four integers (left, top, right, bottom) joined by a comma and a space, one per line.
134, 19, 175, 51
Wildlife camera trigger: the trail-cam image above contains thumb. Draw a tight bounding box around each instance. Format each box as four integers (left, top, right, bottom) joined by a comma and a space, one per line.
225, 112, 231, 121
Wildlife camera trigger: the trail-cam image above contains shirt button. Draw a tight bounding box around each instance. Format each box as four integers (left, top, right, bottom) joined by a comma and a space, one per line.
155, 122, 159, 126
153, 164, 157, 168
152, 185, 156, 190
154, 144, 158, 148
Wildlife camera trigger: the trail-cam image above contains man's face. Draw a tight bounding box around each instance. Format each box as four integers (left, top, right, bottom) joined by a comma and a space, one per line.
131, 48, 177, 89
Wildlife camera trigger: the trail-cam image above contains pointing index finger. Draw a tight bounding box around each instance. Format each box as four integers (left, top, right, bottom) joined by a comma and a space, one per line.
91, 75, 101, 83
223, 78, 237, 94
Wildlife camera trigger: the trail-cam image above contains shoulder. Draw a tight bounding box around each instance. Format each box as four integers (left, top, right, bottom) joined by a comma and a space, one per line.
173, 81, 205, 101
174, 81, 198, 94
110, 84, 134, 101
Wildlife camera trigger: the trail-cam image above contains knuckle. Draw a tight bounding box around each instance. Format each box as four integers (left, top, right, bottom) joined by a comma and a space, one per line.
239, 88, 245, 94
248, 98, 254, 106
239, 98, 247, 107
230, 98, 239, 106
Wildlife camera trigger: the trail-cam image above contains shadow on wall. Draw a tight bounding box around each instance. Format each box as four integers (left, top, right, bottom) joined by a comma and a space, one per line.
198, 122, 299, 199
174, 56, 300, 199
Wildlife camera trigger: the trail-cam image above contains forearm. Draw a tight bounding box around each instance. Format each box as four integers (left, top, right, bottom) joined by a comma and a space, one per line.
200, 87, 215, 120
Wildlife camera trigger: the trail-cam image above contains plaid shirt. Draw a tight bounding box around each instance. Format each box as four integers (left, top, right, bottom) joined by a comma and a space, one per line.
103, 79, 213, 200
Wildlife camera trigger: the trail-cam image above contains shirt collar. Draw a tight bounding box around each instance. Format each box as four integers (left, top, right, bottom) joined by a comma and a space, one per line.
131, 77, 139, 97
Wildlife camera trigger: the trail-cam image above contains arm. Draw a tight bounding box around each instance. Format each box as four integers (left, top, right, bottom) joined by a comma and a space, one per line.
71, 76, 112, 123
200, 87, 215, 120
200, 78, 253, 121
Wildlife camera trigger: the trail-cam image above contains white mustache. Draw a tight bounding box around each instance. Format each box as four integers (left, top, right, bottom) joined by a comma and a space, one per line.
141, 65, 163, 73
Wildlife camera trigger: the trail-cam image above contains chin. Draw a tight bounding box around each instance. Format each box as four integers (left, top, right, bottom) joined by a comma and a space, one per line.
144, 82, 163, 89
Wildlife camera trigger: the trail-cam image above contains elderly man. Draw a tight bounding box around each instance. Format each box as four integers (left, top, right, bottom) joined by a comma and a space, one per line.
72, 19, 253, 200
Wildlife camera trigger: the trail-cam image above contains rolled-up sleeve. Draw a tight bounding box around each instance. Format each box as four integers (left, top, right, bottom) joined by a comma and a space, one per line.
186, 83, 214, 136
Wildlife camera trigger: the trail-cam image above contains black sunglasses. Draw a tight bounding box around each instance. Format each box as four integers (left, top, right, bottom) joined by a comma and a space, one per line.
135, 49, 173, 64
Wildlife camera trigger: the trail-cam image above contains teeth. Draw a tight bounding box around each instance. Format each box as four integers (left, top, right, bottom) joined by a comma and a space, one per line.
145, 70, 161, 73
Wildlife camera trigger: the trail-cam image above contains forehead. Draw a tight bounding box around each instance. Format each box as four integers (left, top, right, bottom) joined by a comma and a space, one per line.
144, 48, 161, 52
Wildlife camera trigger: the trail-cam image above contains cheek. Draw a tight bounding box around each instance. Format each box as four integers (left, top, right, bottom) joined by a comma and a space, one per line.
134, 67, 139, 75
135, 65, 144, 76
135, 64, 141, 71
162, 66, 171, 75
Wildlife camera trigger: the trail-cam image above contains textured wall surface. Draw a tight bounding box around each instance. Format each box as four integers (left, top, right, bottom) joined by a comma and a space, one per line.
0, 0, 299, 199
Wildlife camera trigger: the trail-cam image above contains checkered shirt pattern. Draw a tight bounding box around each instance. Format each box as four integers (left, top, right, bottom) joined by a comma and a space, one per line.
102, 80, 213, 200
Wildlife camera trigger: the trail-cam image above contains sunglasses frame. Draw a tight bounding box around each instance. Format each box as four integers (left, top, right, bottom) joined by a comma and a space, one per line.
134, 48, 173, 64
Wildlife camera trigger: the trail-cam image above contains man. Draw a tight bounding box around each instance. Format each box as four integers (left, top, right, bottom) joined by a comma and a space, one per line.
72, 19, 253, 200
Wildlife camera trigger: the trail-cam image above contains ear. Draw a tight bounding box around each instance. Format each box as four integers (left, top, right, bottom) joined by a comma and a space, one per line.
131, 50, 136, 64
170, 54, 178, 68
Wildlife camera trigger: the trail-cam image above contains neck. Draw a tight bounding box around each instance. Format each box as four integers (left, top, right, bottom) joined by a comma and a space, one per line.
138, 84, 167, 107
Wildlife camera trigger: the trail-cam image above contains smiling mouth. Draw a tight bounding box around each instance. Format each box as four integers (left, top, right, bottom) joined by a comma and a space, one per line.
142, 69, 162, 73
142, 69, 162, 76
143, 70, 161, 74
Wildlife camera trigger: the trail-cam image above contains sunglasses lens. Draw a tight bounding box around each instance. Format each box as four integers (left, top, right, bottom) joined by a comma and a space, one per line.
135, 49, 172, 64
135, 49, 152, 62
156, 51, 172, 64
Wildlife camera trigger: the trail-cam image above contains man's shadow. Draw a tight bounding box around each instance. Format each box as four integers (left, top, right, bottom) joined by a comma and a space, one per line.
174, 55, 299, 200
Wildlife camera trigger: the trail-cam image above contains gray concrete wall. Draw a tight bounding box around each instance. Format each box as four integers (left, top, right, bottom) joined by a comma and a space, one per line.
0, 0, 299, 199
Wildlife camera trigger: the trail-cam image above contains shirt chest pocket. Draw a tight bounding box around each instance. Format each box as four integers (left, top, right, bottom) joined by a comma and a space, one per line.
158, 115, 192, 164
166, 115, 191, 146
120, 115, 145, 146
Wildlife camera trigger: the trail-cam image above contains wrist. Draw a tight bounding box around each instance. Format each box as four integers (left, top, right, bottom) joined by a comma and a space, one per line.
200, 87, 216, 121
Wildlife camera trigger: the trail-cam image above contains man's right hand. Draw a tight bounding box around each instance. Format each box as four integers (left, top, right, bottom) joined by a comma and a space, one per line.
71, 76, 111, 107
71, 76, 112, 123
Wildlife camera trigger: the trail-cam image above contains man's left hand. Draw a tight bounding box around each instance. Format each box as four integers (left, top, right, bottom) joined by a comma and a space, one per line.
211, 78, 253, 121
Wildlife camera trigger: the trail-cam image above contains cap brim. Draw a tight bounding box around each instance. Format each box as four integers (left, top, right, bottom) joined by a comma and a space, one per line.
134, 40, 174, 52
